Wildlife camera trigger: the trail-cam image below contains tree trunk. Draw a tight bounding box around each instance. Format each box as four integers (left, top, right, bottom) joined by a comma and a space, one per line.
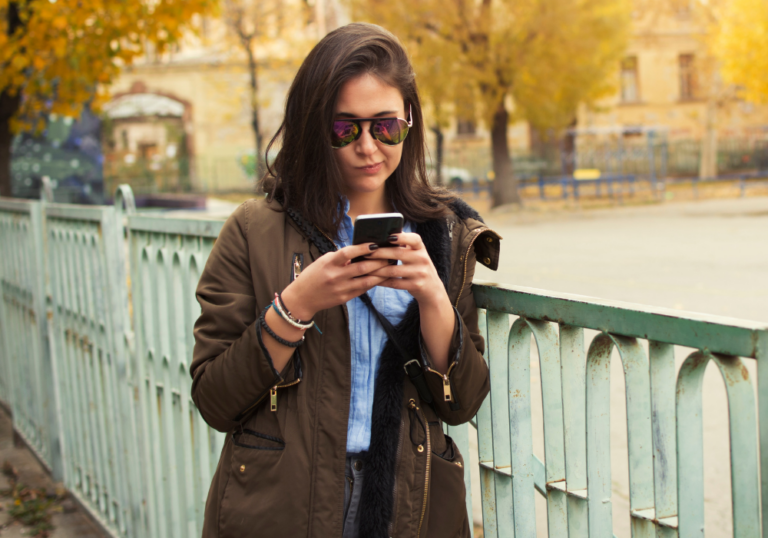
0, 91, 21, 197
430, 125, 443, 186
561, 117, 577, 175
699, 96, 717, 179
490, 98, 520, 207
245, 47, 264, 179
1, 3, 22, 197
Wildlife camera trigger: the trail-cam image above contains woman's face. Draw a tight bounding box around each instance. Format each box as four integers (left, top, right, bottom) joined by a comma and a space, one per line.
333, 73, 406, 200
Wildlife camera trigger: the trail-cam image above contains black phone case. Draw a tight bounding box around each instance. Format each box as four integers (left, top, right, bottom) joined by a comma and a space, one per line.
351, 215, 403, 263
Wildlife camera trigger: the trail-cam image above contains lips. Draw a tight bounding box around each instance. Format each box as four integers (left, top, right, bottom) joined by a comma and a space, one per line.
357, 162, 383, 174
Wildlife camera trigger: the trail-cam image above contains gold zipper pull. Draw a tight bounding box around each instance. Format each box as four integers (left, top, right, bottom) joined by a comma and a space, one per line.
443, 375, 452, 402
270, 387, 278, 412
292, 255, 302, 280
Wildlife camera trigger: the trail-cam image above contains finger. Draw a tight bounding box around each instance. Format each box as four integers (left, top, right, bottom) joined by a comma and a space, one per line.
344, 258, 390, 277
365, 246, 426, 265
367, 263, 407, 278
336, 243, 379, 263
363, 246, 406, 262
349, 275, 388, 294
375, 277, 409, 290
388, 232, 425, 250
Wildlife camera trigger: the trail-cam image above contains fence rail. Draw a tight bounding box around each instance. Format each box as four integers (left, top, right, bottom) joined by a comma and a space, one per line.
0, 188, 766, 538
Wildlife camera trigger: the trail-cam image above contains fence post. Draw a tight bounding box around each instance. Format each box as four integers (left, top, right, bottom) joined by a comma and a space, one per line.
757, 330, 768, 538
648, 132, 657, 193
38, 194, 64, 481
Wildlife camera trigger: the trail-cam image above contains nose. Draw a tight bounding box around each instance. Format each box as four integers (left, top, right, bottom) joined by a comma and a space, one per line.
354, 121, 378, 156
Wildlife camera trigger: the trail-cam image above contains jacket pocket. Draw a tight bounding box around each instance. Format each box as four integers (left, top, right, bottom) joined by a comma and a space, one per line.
233, 429, 285, 450
426, 435, 470, 538
219, 431, 285, 538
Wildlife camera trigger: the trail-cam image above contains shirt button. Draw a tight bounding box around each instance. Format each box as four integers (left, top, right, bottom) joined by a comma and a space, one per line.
354, 460, 363, 471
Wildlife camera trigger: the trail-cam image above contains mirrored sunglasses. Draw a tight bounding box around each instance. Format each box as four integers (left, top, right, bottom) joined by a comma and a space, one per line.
331, 105, 413, 149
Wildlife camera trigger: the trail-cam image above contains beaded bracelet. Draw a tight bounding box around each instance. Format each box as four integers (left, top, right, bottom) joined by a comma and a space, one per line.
273, 292, 314, 331
259, 304, 305, 348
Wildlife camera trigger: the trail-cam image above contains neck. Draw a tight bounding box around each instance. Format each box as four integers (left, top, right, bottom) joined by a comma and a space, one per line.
345, 189, 392, 222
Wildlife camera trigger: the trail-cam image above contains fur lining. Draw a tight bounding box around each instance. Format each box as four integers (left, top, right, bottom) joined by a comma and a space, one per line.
357, 215, 454, 537
449, 198, 484, 224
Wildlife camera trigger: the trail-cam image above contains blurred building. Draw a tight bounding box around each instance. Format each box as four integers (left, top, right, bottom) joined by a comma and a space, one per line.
105, 0, 348, 195
104, 0, 768, 194
440, 3, 768, 181
577, 4, 768, 142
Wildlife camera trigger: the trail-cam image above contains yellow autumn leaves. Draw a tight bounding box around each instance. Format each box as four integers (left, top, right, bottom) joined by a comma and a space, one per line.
712, 0, 768, 103
350, 0, 633, 135
0, 0, 217, 132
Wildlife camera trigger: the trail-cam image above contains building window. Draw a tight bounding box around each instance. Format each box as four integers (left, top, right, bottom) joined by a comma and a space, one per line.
620, 56, 639, 103
456, 119, 476, 136
672, 0, 692, 18
679, 53, 696, 101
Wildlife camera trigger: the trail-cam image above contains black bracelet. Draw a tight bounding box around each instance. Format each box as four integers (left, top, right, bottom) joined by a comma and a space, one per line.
259, 304, 305, 348
276, 291, 310, 324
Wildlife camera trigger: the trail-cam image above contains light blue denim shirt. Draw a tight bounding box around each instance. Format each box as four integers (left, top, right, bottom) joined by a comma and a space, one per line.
335, 200, 414, 453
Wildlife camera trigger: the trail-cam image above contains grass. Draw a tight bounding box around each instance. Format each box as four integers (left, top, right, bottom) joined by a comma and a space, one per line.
1, 461, 58, 538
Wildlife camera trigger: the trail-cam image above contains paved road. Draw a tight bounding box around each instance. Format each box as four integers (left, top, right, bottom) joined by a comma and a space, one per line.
476, 195, 768, 322
470, 196, 768, 537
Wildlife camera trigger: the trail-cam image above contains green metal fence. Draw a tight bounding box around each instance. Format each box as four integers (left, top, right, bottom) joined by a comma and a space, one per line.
0, 187, 766, 538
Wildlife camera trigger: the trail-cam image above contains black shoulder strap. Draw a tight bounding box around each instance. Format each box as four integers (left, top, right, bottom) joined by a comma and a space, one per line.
283, 204, 434, 405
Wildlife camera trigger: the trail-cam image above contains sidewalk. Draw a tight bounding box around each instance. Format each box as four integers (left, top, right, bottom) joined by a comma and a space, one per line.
0, 409, 106, 538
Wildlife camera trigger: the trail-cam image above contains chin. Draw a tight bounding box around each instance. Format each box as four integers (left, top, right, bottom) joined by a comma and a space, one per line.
346, 172, 390, 193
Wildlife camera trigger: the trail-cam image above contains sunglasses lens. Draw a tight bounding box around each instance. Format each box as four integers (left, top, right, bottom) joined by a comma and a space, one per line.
331, 121, 359, 148
372, 119, 409, 145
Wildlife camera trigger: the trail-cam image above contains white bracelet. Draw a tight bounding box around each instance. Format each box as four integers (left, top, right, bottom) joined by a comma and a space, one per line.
272, 296, 314, 331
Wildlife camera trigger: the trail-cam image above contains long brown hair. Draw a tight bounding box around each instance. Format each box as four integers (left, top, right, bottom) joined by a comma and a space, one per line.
263, 23, 453, 236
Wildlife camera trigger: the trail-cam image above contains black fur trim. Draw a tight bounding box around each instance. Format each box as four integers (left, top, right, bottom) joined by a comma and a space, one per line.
357, 215, 453, 537
449, 198, 484, 223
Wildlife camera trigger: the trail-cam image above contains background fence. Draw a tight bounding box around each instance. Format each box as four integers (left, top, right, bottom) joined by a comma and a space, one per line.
0, 188, 766, 537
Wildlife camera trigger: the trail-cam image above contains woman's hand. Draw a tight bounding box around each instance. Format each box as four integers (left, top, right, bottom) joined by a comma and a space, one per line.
365, 233, 455, 374
280, 243, 390, 321
363, 233, 448, 307
262, 243, 389, 373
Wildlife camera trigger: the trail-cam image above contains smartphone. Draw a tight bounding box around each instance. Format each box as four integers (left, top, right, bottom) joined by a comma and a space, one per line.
351, 212, 404, 263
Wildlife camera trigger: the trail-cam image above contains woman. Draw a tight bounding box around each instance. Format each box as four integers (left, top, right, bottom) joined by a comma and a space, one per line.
191, 23, 500, 538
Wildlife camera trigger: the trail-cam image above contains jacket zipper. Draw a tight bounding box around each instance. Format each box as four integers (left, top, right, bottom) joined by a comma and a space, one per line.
424, 361, 458, 402
410, 400, 431, 537
454, 226, 489, 308
387, 417, 405, 536
269, 378, 301, 412
237, 374, 300, 419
